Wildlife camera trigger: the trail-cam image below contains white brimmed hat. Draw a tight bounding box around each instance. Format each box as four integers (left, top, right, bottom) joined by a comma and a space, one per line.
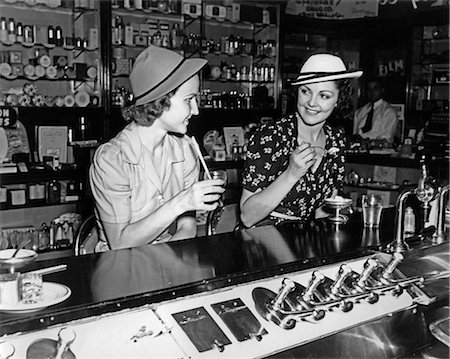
130, 45, 207, 106
291, 53, 362, 86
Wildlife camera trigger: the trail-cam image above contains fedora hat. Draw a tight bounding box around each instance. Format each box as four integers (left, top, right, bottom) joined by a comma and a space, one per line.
130, 45, 207, 106
291, 53, 362, 86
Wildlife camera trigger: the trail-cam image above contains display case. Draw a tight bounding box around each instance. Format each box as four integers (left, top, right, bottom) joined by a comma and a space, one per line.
107, 0, 281, 112
0, 0, 101, 108
409, 24, 449, 158
199, 1, 280, 111
0, 0, 103, 249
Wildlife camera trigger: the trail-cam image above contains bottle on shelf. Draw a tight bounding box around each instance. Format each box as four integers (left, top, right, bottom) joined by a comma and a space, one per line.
38, 223, 50, 251
153, 29, 162, 47
112, 16, 124, 45
23, 24, 34, 44
16, 22, 24, 43
79, 116, 87, 140
55, 26, 63, 46
55, 222, 64, 247
0, 17, 7, 42
7, 18, 16, 43
47, 180, 61, 205
48, 25, 55, 45
49, 221, 56, 249
170, 24, 183, 50
116, 16, 124, 45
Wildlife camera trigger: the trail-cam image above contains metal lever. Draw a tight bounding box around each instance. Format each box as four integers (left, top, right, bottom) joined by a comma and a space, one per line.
331, 264, 353, 295
357, 259, 379, 287
382, 252, 404, 279
272, 278, 296, 311
303, 271, 325, 301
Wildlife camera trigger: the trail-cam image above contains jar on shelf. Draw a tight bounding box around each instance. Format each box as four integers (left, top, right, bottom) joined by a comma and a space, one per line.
47, 180, 61, 205
38, 223, 50, 251
28, 183, 46, 204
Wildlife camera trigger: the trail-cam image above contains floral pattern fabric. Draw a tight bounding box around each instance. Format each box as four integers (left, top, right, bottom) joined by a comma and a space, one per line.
242, 113, 346, 225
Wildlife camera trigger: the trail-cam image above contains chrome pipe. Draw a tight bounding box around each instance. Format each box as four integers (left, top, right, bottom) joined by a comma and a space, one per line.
432, 184, 450, 243
386, 188, 414, 253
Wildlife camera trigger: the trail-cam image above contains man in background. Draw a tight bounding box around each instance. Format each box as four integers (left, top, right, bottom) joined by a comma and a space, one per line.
353, 76, 399, 146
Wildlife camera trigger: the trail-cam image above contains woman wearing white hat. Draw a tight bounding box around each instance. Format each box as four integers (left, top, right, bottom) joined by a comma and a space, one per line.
240, 53, 362, 227
90, 46, 224, 250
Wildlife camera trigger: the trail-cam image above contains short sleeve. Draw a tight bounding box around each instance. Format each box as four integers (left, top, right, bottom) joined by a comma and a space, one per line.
242, 124, 282, 193
89, 144, 132, 224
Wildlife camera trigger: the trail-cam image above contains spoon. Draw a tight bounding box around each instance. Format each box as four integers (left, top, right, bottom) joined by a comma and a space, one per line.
11, 238, 33, 258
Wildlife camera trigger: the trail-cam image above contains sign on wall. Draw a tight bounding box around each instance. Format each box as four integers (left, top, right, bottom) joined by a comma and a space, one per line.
377, 59, 405, 77
286, 0, 379, 19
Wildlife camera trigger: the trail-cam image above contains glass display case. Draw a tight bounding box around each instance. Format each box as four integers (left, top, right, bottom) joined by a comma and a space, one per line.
108, 0, 281, 111
0, 0, 101, 108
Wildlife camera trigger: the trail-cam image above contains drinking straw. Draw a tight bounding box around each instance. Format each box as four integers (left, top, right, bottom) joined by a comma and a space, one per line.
191, 136, 212, 179
27, 264, 67, 276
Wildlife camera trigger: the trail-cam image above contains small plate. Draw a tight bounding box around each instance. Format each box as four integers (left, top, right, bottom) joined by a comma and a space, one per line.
0, 282, 71, 313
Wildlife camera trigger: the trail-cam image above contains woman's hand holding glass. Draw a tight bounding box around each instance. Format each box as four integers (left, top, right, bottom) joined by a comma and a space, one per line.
182, 178, 225, 212
286, 142, 316, 180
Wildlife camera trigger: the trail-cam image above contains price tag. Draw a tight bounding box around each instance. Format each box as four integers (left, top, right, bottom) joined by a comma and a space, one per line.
0, 107, 17, 128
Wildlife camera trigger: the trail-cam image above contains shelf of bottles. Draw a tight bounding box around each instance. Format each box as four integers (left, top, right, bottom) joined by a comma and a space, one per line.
0, 0, 101, 108
410, 25, 449, 111
110, 0, 280, 110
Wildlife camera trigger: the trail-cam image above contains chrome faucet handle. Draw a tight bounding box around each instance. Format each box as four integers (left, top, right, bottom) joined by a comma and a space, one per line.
357, 258, 379, 287
331, 264, 353, 295
303, 271, 325, 301
271, 278, 296, 311
382, 252, 404, 279
415, 161, 439, 206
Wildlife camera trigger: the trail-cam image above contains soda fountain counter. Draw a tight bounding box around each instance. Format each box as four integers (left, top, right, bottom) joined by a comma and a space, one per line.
0, 210, 449, 358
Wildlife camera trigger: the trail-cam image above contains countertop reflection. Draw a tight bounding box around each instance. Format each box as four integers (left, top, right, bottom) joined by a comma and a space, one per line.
1, 209, 396, 335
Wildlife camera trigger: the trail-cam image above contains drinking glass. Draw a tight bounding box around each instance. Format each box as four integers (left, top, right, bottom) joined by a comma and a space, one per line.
204, 170, 227, 205
362, 194, 383, 228
209, 170, 228, 184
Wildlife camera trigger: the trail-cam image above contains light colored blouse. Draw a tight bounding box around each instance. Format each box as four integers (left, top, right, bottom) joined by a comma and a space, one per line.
89, 122, 199, 250
353, 99, 398, 143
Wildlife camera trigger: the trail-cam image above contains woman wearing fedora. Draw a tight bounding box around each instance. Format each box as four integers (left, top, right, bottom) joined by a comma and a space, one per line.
89, 45, 224, 251
240, 53, 362, 227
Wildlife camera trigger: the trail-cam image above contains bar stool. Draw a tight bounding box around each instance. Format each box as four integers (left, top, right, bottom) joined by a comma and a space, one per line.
74, 215, 98, 256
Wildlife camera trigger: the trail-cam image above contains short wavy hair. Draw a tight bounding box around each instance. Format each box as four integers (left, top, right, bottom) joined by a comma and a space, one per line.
121, 89, 177, 126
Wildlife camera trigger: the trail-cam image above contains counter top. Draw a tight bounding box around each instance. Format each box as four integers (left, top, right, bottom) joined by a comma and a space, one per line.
346, 152, 419, 168
0, 209, 447, 338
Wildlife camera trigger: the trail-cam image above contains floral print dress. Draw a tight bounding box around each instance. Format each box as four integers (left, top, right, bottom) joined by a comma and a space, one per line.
242, 113, 346, 225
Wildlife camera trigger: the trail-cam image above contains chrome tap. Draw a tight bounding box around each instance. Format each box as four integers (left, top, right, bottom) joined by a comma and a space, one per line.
386, 187, 414, 253
415, 157, 438, 220
387, 159, 440, 253
432, 184, 450, 243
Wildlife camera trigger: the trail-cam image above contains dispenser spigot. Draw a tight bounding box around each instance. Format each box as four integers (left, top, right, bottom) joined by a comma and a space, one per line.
432, 184, 450, 244
386, 188, 413, 253
415, 157, 438, 211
